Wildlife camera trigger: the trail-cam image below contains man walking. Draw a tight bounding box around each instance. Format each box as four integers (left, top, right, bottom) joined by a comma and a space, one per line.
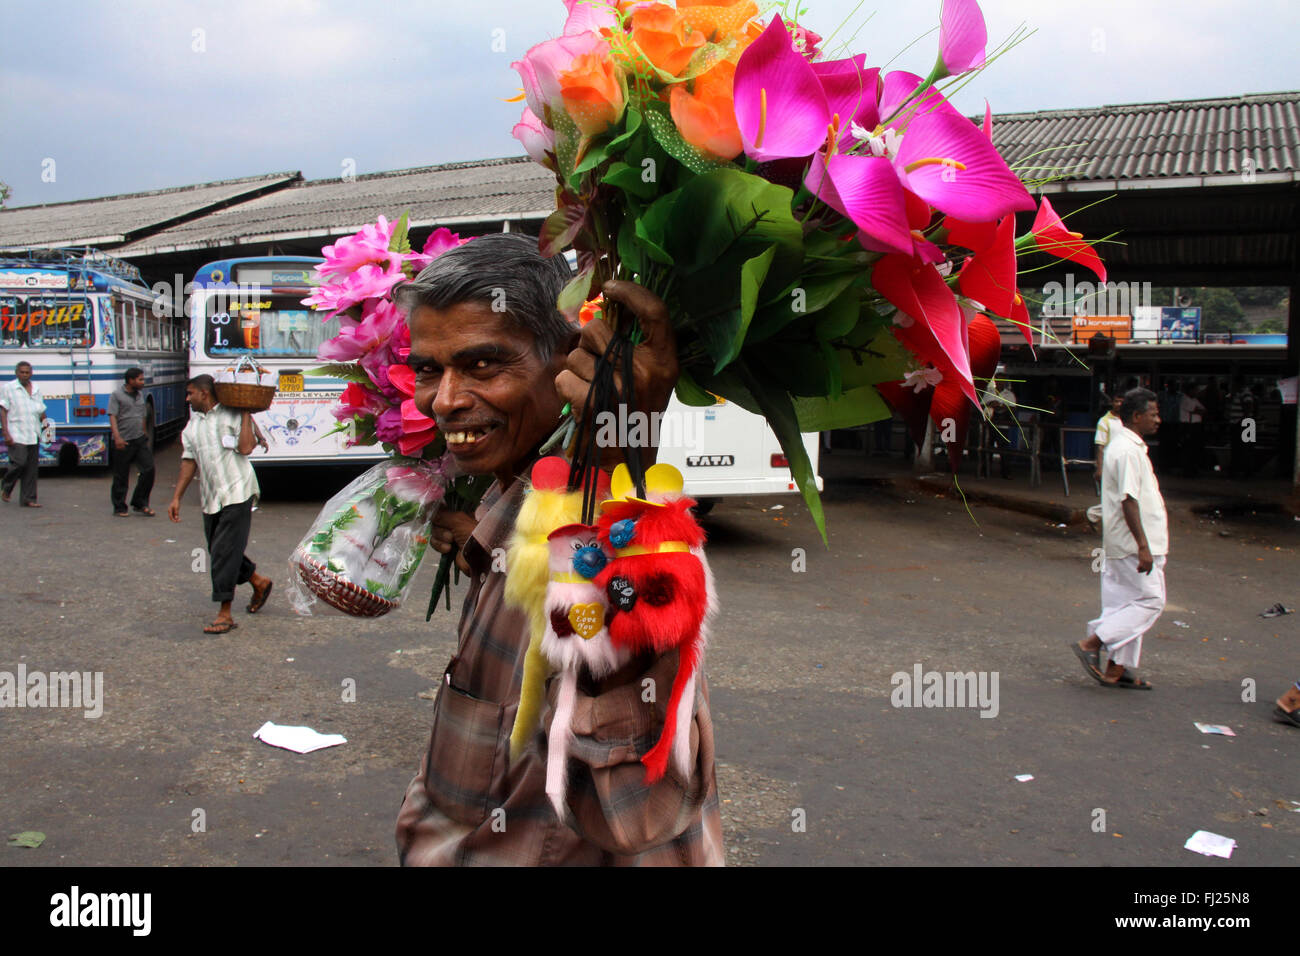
109, 367, 156, 516
167, 375, 272, 634
1072, 388, 1167, 689
1, 361, 48, 508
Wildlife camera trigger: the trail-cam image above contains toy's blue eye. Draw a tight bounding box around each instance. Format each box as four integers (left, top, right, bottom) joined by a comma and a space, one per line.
609, 519, 636, 549
572, 545, 607, 579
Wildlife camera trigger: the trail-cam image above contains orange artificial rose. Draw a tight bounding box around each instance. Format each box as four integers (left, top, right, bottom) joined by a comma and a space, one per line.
559, 51, 626, 136
629, 3, 706, 77
677, 1, 758, 44
668, 60, 742, 161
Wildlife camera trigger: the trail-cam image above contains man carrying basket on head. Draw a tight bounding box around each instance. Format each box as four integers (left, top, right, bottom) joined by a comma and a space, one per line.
168, 374, 273, 634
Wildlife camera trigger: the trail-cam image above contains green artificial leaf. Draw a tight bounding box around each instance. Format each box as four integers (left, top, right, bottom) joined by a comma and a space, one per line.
838, 324, 910, 389
8, 831, 45, 848
550, 109, 584, 180
388, 211, 412, 255
617, 215, 647, 278
556, 266, 597, 321
571, 140, 612, 180
748, 271, 863, 344
605, 107, 643, 152
642, 101, 726, 176
674, 367, 718, 407
633, 189, 680, 266
750, 340, 836, 397
665, 167, 802, 280
693, 245, 777, 374
792, 386, 892, 432
734, 362, 827, 545
813, 287, 862, 342
603, 161, 659, 201
307, 363, 373, 385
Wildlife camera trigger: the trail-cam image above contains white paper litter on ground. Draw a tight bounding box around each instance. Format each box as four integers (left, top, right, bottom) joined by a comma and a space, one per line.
1184, 830, 1236, 859
1173, 620, 1190, 628
1014, 774, 1034, 782
253, 721, 346, 754
1193, 722, 1236, 736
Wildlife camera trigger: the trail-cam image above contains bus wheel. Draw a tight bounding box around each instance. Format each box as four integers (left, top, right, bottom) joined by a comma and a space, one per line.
692, 497, 717, 516
57, 442, 80, 473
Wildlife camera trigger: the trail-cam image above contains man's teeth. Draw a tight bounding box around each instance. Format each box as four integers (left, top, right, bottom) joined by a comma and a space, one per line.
447, 428, 490, 445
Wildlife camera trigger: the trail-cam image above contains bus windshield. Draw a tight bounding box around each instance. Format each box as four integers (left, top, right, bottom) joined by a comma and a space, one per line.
203, 292, 338, 358
0, 294, 93, 348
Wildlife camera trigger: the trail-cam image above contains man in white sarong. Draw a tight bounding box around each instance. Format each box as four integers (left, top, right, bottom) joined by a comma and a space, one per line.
1072, 388, 1166, 689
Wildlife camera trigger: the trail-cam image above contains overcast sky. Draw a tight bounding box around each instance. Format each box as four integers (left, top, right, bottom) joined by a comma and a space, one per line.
2, 0, 1297, 207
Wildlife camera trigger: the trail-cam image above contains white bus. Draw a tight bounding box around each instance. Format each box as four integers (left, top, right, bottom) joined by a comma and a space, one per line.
0, 248, 188, 468
188, 257, 383, 465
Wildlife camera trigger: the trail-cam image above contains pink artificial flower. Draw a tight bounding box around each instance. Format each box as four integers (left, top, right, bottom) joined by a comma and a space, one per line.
332, 381, 388, 423
397, 399, 439, 456
316, 216, 405, 279
406, 227, 471, 274
316, 299, 405, 362
385, 463, 448, 507
562, 0, 619, 37
374, 405, 405, 444
512, 31, 606, 126
936, 0, 987, 79
302, 262, 407, 318
791, 24, 823, 59
512, 107, 557, 168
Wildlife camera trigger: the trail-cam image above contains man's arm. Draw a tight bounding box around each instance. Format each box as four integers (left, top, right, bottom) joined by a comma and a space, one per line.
1093, 443, 1105, 480
1121, 496, 1153, 573
109, 413, 125, 450
236, 411, 257, 455
168, 458, 198, 522
0, 405, 9, 445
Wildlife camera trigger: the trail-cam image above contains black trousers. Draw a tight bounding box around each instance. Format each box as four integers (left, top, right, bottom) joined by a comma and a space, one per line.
202, 497, 256, 603
2, 443, 38, 504
111, 436, 155, 511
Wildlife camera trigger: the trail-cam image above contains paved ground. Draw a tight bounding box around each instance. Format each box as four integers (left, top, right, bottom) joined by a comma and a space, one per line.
2, 441, 1297, 866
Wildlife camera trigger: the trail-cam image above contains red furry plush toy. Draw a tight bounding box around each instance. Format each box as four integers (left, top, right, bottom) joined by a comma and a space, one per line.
595, 463, 716, 784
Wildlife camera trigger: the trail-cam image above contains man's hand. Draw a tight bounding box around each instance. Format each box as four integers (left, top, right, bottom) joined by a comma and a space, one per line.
114, 435, 127, 451
555, 280, 678, 469
1136, 545, 1153, 574
1, 430, 11, 446
431, 509, 477, 575
168, 499, 182, 523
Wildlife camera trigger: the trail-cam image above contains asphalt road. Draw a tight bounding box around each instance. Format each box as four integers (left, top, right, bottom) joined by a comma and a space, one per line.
2, 441, 1297, 867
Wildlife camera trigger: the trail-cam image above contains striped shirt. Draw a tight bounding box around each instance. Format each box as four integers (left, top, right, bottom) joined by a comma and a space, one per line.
0, 379, 46, 445
395, 471, 725, 866
1093, 411, 1121, 448
180, 405, 259, 514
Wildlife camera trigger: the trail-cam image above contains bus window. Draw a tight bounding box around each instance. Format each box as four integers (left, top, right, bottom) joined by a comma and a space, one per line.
204, 293, 340, 358
0, 296, 22, 348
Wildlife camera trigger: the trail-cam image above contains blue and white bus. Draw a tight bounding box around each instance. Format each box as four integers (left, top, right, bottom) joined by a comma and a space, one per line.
0, 248, 188, 467
188, 257, 381, 464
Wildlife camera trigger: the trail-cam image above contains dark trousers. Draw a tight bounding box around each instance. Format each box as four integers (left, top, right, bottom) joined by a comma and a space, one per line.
202, 497, 256, 603
2, 443, 38, 504
111, 436, 155, 511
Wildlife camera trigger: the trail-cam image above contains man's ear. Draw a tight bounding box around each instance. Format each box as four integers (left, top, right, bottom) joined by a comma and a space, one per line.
551, 330, 581, 373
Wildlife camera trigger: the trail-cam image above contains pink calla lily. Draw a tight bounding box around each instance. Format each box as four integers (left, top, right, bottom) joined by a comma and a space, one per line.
936, 0, 987, 78
1031, 196, 1108, 282
957, 213, 1017, 318
806, 153, 912, 254
734, 15, 832, 162
873, 253, 977, 403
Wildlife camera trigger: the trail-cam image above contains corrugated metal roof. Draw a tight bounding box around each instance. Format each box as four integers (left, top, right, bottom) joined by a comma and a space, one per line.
0, 173, 299, 251
114, 157, 556, 256
992, 91, 1300, 185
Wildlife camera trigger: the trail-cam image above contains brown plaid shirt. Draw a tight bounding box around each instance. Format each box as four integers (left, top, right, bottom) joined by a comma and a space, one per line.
395, 472, 724, 865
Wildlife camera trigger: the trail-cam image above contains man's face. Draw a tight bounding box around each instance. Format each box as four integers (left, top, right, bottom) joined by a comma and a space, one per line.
1130, 400, 1160, 437
408, 301, 570, 483
1110, 396, 1122, 414
127, 374, 145, 393
185, 384, 212, 413
15, 365, 32, 385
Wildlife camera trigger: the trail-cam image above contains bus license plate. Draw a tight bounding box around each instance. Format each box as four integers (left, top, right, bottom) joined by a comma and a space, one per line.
279, 373, 304, 393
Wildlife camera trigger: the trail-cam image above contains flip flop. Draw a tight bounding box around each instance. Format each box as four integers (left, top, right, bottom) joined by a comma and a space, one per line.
1110, 668, 1153, 690
114, 510, 130, 517
133, 507, 156, 517
246, 581, 273, 614
203, 620, 238, 634
1071, 642, 1107, 685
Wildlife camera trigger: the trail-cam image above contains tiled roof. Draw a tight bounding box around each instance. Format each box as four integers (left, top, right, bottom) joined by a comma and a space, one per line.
0, 173, 299, 251
991, 91, 1300, 187
114, 157, 556, 256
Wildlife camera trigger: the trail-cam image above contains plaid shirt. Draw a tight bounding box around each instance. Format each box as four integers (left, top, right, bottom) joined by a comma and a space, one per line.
396, 472, 724, 866
180, 405, 259, 514
0, 379, 46, 445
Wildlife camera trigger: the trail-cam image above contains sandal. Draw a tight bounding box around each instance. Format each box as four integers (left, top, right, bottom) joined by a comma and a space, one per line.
1108, 668, 1153, 690
1071, 642, 1107, 685
133, 506, 156, 517
114, 510, 130, 517
246, 581, 273, 614
203, 620, 238, 634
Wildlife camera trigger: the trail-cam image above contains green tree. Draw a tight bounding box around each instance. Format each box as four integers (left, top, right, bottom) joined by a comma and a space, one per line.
0, 181, 10, 208
1199, 287, 1245, 333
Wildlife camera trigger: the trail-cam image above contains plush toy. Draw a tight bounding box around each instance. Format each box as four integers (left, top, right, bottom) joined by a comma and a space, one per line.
538, 520, 626, 816
595, 463, 716, 784
504, 457, 587, 760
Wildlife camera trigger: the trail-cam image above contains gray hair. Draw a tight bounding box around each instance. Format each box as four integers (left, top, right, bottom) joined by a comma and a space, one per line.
1119, 387, 1157, 424
392, 233, 576, 360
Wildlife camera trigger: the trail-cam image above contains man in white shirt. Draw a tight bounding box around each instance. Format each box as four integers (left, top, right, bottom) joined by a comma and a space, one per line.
1072, 388, 1166, 689
1, 361, 49, 507
168, 374, 273, 634
1092, 392, 1123, 483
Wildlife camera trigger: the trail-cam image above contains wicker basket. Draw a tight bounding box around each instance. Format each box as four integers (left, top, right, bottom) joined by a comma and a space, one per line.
292, 549, 398, 618
215, 381, 277, 412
